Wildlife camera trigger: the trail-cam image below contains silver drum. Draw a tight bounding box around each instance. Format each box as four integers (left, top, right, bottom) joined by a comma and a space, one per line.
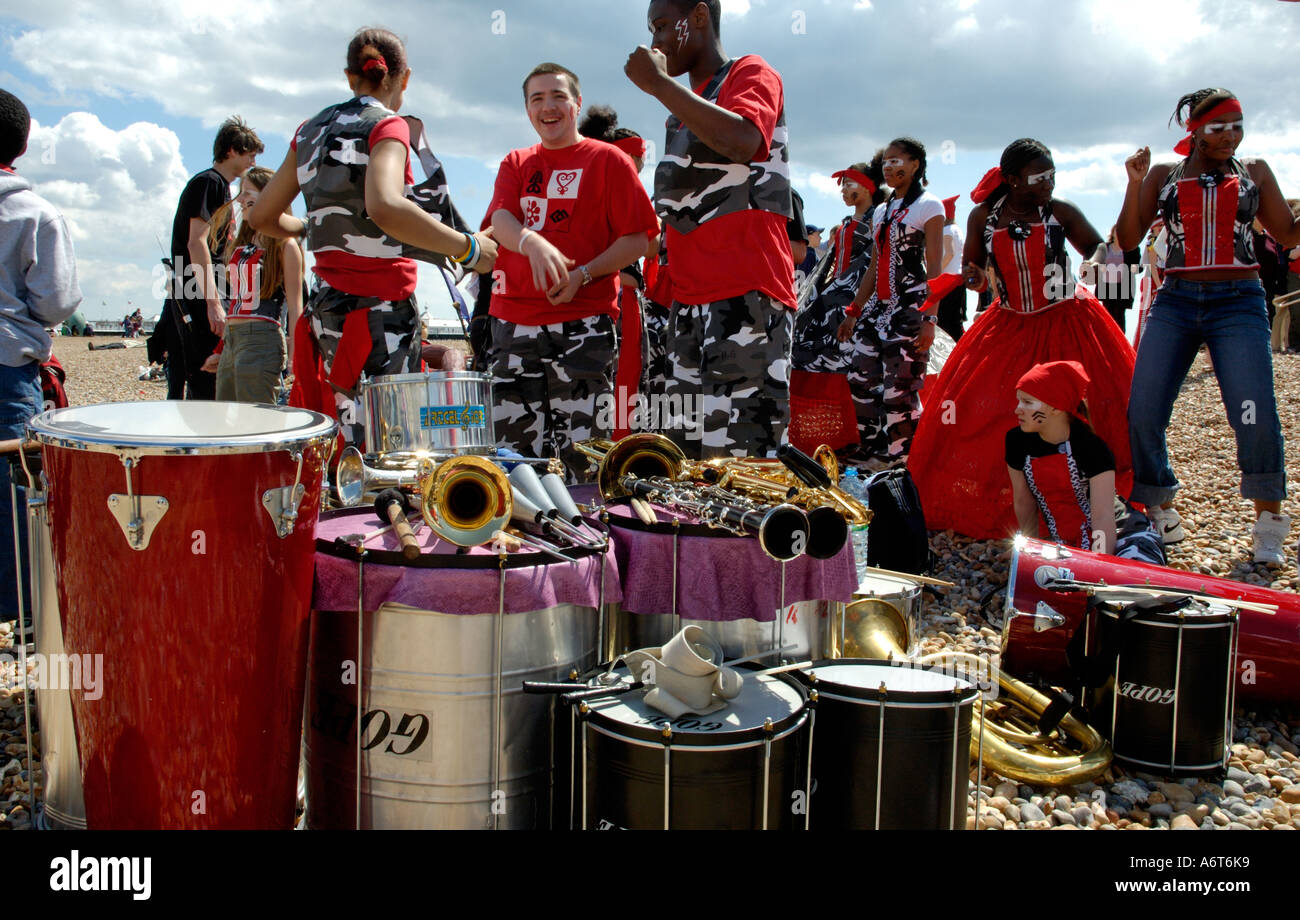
305, 601, 598, 830
360, 372, 493, 457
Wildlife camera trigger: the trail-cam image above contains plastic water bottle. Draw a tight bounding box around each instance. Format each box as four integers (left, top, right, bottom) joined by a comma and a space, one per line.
838, 468, 870, 586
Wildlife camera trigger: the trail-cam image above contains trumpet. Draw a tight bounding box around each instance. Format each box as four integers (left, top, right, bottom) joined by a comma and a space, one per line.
620, 474, 811, 562
575, 434, 851, 559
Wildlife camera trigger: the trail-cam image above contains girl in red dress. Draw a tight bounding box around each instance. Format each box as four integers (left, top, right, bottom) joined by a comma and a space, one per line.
908, 138, 1136, 540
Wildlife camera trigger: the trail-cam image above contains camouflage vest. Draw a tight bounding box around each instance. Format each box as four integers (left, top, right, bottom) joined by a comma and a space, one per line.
295, 97, 468, 270
654, 57, 792, 235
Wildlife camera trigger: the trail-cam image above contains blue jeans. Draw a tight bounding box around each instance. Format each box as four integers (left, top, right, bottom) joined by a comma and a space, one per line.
0, 362, 41, 618
1128, 277, 1285, 507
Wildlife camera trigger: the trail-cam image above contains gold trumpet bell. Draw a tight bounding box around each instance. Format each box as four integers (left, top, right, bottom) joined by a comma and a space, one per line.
842, 601, 1113, 787
578, 433, 686, 499
420, 455, 512, 547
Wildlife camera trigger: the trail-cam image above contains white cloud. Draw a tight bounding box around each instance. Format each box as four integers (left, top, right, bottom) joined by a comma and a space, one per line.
17, 113, 191, 315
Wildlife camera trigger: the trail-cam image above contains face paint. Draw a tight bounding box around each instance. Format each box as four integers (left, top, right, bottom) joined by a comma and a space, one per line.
1026, 168, 1056, 186
1204, 121, 1243, 135
883, 157, 905, 169
840, 177, 861, 190
675, 17, 690, 47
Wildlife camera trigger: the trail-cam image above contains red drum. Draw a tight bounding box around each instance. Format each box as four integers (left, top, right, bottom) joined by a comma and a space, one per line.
28, 402, 336, 829
1002, 537, 1300, 706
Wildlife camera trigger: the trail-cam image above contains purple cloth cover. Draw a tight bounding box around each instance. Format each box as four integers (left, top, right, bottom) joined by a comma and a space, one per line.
313, 511, 621, 615
605, 502, 856, 621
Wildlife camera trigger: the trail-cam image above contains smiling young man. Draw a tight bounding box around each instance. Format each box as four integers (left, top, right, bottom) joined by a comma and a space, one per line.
488, 63, 659, 481
626, 0, 795, 459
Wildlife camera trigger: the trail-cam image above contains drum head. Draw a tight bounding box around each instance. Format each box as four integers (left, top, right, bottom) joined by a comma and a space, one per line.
855, 573, 920, 597
585, 668, 806, 747
802, 659, 976, 704
28, 402, 336, 454
363, 371, 492, 387
1099, 597, 1238, 627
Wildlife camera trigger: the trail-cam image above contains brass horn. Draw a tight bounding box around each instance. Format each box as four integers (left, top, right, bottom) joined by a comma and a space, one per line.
842, 597, 1112, 787
335, 446, 430, 507
419, 455, 513, 547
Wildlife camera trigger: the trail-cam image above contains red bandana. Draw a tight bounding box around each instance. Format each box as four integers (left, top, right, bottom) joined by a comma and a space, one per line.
970, 167, 1004, 204
832, 168, 876, 196
611, 136, 647, 160
1174, 98, 1243, 156
1016, 360, 1090, 420
942, 195, 958, 220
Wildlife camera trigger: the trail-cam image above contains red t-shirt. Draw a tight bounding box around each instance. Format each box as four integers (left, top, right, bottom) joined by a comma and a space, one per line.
662, 55, 796, 309
488, 138, 658, 325
292, 115, 418, 301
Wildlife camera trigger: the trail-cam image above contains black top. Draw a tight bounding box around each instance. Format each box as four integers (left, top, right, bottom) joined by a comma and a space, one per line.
170, 167, 229, 266
1005, 419, 1115, 480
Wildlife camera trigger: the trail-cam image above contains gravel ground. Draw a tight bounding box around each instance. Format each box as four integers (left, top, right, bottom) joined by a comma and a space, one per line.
1, 339, 1296, 829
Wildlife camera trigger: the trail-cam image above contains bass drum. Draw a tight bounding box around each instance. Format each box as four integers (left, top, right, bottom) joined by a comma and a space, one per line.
1001, 537, 1300, 706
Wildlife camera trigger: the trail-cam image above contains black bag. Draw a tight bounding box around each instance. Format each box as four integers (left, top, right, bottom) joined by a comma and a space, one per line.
863, 468, 932, 574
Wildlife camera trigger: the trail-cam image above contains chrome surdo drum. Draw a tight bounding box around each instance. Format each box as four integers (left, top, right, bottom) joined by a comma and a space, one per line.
835, 572, 923, 658
572, 668, 811, 830
1086, 596, 1238, 777
797, 660, 978, 830
359, 371, 493, 458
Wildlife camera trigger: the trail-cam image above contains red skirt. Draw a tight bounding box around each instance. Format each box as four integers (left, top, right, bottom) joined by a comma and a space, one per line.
908, 292, 1135, 540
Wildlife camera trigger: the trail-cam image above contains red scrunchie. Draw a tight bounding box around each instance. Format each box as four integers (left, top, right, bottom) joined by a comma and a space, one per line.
1173, 97, 1242, 156
362, 57, 388, 76
970, 167, 1004, 204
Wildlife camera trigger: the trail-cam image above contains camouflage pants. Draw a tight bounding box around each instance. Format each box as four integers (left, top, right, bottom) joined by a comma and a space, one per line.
641, 295, 672, 398
487, 314, 616, 484
307, 283, 422, 446
847, 297, 933, 462
666, 291, 792, 459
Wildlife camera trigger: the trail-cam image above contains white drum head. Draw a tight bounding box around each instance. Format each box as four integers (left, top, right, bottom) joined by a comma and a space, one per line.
813, 662, 971, 694
589, 669, 804, 735
29, 402, 336, 454
856, 573, 919, 597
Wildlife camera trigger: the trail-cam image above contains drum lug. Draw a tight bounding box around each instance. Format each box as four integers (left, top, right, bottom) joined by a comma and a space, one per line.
107, 494, 168, 551
263, 484, 307, 538
1004, 602, 1066, 633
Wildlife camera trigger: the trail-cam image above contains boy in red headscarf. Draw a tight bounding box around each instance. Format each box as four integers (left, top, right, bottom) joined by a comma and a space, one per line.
1006, 360, 1163, 565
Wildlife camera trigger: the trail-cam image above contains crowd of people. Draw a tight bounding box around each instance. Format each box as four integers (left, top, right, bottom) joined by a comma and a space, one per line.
2, 0, 1300, 644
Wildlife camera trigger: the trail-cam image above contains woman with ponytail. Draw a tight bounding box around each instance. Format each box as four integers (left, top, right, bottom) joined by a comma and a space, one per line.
907, 138, 1136, 540
199, 167, 302, 404
835, 138, 945, 468
1116, 88, 1300, 563
249, 27, 497, 445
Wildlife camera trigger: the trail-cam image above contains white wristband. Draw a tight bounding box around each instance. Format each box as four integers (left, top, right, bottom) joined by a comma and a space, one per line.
519, 228, 535, 252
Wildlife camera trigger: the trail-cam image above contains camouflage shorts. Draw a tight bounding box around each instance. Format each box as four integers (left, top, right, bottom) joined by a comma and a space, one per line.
487, 314, 616, 483
846, 297, 933, 462
665, 291, 793, 459
306, 283, 422, 446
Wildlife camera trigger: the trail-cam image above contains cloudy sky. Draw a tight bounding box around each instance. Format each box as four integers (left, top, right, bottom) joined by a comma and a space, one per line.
2, 0, 1298, 323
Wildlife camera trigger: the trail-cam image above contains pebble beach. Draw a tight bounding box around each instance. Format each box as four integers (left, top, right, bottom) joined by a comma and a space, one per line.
0, 336, 1296, 830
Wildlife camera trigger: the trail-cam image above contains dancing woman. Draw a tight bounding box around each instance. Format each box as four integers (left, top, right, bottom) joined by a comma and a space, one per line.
907, 138, 1136, 540
249, 27, 496, 444
1116, 88, 1300, 562
200, 167, 303, 404
835, 138, 944, 469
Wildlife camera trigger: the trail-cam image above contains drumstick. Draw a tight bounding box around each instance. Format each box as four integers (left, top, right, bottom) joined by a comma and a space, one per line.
0, 438, 39, 455
1045, 578, 1277, 615
753, 659, 815, 678
630, 497, 658, 525
860, 566, 955, 588
375, 489, 420, 561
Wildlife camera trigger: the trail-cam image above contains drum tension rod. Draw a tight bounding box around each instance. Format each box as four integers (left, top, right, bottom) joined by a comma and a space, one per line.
107, 455, 168, 551
262, 450, 307, 539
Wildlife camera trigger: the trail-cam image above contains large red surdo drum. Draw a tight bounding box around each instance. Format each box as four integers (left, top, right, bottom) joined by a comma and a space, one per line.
28, 402, 336, 829
1002, 537, 1300, 706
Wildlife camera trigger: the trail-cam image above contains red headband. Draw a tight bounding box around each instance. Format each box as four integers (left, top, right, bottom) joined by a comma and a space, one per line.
1174, 98, 1242, 155
832, 169, 877, 196
942, 195, 959, 220
362, 58, 388, 76
611, 136, 647, 160
1016, 360, 1090, 420
970, 167, 1004, 204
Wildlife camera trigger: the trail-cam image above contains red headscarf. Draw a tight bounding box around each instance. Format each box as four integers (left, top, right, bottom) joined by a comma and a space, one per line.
1173, 97, 1243, 156
942, 195, 959, 220
832, 168, 877, 196
611, 136, 647, 160
970, 167, 1004, 204
1016, 361, 1090, 420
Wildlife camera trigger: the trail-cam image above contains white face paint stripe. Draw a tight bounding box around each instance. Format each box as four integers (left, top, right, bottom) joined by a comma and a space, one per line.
675, 17, 690, 47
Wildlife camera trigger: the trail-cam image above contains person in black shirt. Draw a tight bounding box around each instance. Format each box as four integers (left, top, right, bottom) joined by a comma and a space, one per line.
1006, 360, 1163, 565
163, 117, 263, 399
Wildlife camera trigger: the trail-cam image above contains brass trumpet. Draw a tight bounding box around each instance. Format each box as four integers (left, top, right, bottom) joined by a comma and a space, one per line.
841, 597, 1112, 787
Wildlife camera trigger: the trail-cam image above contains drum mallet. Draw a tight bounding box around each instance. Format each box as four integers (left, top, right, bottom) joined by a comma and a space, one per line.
374, 489, 421, 561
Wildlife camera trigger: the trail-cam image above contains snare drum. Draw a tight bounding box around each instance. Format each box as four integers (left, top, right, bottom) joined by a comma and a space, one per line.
28, 402, 336, 829
798, 660, 977, 829
360, 371, 493, 457
575, 667, 810, 829
1089, 598, 1238, 776
834, 573, 923, 658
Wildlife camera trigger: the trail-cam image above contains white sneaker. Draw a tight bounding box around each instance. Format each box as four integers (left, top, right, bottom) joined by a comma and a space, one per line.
1252, 511, 1291, 565
1148, 505, 1186, 545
